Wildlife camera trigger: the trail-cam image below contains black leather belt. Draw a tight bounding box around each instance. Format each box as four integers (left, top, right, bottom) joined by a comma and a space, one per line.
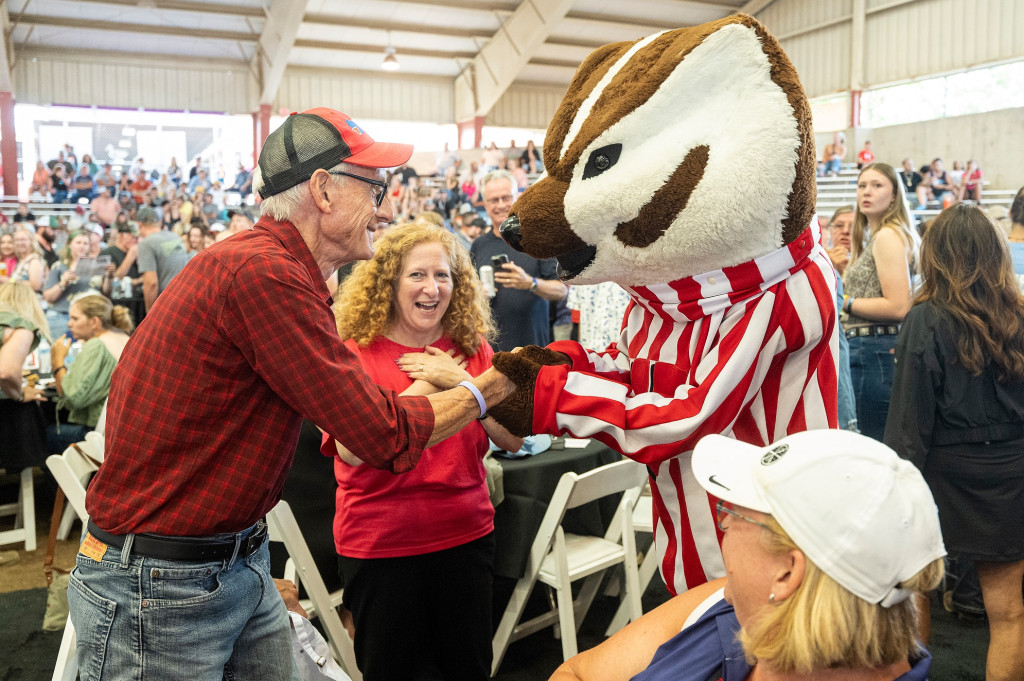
86, 520, 268, 562
845, 324, 900, 339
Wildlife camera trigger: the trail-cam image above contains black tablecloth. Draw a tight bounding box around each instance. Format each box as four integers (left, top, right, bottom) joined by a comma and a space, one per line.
492, 440, 623, 580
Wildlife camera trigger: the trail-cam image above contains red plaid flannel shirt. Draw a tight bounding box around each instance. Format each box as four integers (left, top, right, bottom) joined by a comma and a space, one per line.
87, 216, 434, 535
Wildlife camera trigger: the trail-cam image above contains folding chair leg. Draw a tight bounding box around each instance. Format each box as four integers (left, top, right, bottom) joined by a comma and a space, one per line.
606, 548, 659, 635
491, 577, 537, 676
2, 468, 38, 552
555, 571, 578, 660
52, 617, 78, 681
56, 502, 78, 542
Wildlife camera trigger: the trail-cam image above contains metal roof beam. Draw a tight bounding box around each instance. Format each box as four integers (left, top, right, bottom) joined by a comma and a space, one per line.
73, 0, 265, 18
294, 39, 477, 61
17, 14, 257, 42
302, 13, 489, 40
564, 11, 693, 31
256, 0, 308, 105
454, 0, 575, 121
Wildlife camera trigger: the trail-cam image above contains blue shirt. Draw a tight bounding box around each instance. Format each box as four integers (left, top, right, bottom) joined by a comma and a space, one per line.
1009, 242, 1024, 291
630, 596, 932, 681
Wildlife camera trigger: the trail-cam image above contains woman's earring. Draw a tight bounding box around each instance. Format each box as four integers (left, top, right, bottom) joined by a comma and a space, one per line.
768, 593, 776, 603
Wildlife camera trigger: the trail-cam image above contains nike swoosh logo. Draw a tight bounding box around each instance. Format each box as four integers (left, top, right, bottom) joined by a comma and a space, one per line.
708, 475, 730, 491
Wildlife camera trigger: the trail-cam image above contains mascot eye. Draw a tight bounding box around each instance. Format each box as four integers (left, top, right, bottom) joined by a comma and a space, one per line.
582, 143, 622, 180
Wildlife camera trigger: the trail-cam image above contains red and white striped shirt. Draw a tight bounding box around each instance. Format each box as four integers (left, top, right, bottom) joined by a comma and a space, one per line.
536, 225, 838, 595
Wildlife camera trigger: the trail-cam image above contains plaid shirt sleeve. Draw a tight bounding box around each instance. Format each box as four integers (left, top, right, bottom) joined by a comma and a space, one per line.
220, 253, 435, 474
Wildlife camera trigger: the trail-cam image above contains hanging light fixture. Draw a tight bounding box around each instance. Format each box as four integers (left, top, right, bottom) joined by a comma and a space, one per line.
381, 31, 400, 71
381, 46, 400, 71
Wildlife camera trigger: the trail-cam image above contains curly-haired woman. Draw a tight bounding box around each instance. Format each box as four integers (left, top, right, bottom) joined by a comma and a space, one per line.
323, 222, 521, 681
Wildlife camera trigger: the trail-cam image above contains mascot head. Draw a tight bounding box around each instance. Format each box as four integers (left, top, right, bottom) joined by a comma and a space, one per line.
500, 14, 816, 286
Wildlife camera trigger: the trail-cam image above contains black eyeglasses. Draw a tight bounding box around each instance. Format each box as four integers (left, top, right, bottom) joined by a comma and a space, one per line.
326, 170, 389, 208
715, 500, 775, 533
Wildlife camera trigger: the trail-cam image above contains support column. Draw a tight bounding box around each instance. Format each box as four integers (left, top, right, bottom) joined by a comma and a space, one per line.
457, 116, 485, 150
254, 102, 272, 158
252, 112, 259, 168
0, 91, 16, 198
849, 90, 862, 129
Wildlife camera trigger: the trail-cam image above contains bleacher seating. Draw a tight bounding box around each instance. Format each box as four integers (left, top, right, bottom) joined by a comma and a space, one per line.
814, 165, 1016, 223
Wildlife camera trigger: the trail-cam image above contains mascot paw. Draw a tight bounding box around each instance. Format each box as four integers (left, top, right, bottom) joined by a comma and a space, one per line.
488, 346, 571, 437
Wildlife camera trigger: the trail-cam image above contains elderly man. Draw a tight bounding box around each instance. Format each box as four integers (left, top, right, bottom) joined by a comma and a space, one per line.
470, 169, 567, 352
70, 108, 514, 680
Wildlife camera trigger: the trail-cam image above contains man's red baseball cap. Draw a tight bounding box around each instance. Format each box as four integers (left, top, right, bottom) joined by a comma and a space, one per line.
257, 108, 413, 199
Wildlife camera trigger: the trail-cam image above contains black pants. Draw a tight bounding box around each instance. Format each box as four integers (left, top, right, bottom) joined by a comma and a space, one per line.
338, 532, 495, 681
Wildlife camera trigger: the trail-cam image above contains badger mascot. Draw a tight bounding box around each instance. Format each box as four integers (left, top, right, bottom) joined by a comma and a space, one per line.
489, 15, 838, 595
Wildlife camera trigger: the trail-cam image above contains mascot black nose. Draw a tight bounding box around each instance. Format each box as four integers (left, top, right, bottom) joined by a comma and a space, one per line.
499, 214, 524, 252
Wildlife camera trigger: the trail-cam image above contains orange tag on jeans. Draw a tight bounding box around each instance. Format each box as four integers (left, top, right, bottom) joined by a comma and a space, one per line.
80, 532, 108, 562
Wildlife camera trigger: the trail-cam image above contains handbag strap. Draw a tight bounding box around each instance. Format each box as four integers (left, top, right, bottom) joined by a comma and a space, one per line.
71, 442, 103, 469
43, 487, 66, 586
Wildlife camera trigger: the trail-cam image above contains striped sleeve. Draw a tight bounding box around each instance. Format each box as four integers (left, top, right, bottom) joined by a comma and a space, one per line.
533, 268, 836, 467
534, 293, 787, 465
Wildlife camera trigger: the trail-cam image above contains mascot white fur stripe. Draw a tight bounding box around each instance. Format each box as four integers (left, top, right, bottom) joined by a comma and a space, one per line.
487, 15, 837, 597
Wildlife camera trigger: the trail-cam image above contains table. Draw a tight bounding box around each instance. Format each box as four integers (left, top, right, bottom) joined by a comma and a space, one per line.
492, 439, 623, 580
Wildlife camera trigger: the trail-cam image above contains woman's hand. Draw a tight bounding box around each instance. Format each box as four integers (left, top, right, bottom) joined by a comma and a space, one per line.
22, 384, 47, 402
61, 271, 78, 288
397, 346, 472, 389
50, 336, 71, 367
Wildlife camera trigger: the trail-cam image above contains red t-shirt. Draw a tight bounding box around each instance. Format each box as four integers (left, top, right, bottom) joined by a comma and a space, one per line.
321, 334, 495, 558
858, 149, 874, 165
964, 168, 983, 189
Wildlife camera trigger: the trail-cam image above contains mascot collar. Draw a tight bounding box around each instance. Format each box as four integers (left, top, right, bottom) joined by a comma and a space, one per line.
624, 223, 822, 322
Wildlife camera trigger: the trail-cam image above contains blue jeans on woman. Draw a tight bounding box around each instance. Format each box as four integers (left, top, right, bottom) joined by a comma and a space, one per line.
846, 333, 897, 441
67, 526, 293, 680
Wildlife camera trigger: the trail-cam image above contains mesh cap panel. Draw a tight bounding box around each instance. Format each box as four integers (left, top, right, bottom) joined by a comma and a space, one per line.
257, 114, 351, 199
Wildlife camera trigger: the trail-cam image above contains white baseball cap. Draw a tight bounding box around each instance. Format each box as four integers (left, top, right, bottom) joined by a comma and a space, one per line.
692, 429, 945, 607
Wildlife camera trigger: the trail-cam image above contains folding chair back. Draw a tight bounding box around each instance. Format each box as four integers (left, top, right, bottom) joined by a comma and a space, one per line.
267, 500, 362, 681
47, 445, 99, 521
491, 458, 647, 676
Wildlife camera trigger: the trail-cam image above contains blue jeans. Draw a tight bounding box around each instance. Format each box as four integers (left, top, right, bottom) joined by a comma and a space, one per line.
68, 527, 293, 681
834, 283, 857, 431
846, 333, 897, 441
825, 158, 842, 174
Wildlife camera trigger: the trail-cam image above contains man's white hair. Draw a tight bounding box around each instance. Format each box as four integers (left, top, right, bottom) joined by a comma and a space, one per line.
480, 169, 517, 200
251, 161, 350, 223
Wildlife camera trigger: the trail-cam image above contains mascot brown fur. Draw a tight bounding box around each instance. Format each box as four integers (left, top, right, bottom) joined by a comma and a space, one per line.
489, 14, 838, 595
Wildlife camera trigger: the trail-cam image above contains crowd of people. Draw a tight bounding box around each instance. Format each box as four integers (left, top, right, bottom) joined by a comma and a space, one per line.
819, 133, 986, 209
384, 139, 543, 228
2, 112, 1022, 681
822, 161, 1024, 680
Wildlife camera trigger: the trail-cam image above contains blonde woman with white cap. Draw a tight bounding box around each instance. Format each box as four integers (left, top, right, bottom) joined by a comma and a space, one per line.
551, 429, 945, 681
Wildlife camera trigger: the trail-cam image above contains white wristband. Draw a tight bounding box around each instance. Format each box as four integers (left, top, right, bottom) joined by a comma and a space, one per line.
457, 380, 487, 419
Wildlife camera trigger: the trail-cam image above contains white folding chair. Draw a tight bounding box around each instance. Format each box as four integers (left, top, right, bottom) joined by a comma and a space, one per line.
267, 500, 362, 681
56, 433, 104, 540
605, 485, 664, 635
0, 467, 36, 551
491, 458, 647, 676
45, 444, 101, 681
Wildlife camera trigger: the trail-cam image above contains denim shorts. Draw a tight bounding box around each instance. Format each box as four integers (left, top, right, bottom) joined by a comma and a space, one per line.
67, 528, 293, 681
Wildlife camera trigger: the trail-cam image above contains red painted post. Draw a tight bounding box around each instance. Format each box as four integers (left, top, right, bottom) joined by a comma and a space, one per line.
0, 92, 18, 198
